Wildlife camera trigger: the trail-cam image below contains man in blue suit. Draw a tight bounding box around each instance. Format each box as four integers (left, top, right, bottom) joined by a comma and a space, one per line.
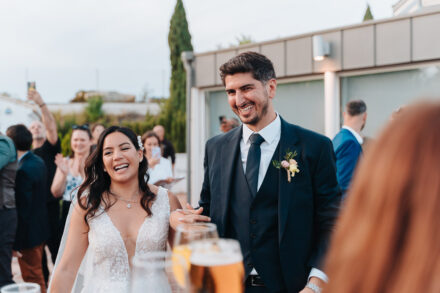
332, 100, 367, 197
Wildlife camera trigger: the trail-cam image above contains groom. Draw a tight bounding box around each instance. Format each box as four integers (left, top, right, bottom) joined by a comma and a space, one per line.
199, 52, 341, 293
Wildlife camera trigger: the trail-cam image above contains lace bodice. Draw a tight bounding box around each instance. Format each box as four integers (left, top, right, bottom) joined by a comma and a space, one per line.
81, 187, 170, 293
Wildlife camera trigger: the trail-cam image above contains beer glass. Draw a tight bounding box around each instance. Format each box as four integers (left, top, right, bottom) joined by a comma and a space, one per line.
189, 239, 244, 293
130, 251, 189, 293
1, 283, 40, 293
173, 223, 219, 276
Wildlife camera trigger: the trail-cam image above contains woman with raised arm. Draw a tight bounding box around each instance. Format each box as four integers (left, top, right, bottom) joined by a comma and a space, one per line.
49, 126, 209, 293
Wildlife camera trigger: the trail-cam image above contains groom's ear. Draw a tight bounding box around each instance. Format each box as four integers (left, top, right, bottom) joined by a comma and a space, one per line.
267, 79, 277, 99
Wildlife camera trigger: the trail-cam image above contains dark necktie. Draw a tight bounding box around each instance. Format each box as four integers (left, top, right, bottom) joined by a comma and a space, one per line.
246, 133, 265, 197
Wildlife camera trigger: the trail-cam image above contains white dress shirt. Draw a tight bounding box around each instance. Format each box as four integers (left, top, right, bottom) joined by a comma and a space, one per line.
240, 114, 328, 283
342, 125, 363, 144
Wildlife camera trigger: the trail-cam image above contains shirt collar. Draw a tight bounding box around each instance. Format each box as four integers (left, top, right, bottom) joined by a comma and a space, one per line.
18, 151, 30, 163
342, 126, 363, 144
242, 114, 281, 144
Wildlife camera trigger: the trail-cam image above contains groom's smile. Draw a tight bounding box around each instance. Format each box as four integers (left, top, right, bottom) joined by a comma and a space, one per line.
225, 72, 277, 132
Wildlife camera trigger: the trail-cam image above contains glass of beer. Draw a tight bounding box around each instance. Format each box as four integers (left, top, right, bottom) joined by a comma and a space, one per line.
173, 223, 219, 279
189, 238, 244, 293
130, 251, 189, 293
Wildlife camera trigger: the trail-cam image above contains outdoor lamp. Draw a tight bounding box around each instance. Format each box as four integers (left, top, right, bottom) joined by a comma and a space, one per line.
313, 35, 330, 61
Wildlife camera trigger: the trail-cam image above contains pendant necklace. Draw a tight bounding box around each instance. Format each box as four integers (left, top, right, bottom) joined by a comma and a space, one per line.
109, 190, 139, 209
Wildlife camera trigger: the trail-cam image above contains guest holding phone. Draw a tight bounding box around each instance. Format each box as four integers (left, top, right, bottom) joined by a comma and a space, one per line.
141, 131, 173, 186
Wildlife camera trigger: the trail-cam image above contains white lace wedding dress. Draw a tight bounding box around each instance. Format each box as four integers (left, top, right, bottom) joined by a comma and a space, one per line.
51, 187, 170, 293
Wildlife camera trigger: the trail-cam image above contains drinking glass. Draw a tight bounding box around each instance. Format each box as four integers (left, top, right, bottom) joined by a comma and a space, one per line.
1, 283, 40, 293
130, 251, 189, 293
189, 238, 244, 293
173, 223, 219, 275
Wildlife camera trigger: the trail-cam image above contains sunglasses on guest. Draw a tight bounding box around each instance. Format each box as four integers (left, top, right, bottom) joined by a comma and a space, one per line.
72, 124, 89, 130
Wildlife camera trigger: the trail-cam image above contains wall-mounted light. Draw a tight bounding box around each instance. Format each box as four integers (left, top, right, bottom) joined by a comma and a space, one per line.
313, 35, 331, 61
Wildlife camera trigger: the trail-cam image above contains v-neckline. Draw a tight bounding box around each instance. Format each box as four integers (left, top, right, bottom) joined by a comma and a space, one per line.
103, 196, 158, 265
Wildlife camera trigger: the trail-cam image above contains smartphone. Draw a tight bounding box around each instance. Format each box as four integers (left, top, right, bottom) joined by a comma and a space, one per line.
152, 146, 161, 159
27, 81, 36, 91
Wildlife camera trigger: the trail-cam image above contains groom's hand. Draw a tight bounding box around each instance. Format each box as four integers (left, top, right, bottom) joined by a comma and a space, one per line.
174, 204, 211, 223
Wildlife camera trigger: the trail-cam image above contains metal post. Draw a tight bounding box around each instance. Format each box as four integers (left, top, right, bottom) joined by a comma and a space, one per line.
181, 51, 195, 203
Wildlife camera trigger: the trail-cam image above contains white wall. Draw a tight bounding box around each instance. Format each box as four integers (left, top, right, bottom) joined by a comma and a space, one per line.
0, 97, 39, 133
47, 102, 160, 115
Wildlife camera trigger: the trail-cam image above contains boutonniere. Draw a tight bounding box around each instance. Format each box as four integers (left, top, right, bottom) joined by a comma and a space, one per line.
272, 149, 300, 182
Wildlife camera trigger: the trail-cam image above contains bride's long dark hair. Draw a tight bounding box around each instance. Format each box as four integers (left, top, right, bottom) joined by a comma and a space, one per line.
77, 126, 155, 226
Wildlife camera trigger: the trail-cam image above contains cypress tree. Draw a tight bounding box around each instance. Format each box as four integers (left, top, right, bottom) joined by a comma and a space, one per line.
363, 4, 374, 22
164, 0, 193, 152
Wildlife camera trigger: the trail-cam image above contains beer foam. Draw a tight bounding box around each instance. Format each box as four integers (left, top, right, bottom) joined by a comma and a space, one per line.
190, 252, 243, 266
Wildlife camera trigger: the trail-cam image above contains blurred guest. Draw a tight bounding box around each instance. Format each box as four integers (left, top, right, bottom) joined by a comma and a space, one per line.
229, 117, 240, 128
28, 90, 61, 282
332, 100, 367, 197
7, 125, 48, 293
0, 134, 17, 288
141, 131, 173, 186
153, 125, 176, 169
51, 125, 92, 234
220, 116, 241, 133
325, 102, 440, 293
90, 123, 105, 145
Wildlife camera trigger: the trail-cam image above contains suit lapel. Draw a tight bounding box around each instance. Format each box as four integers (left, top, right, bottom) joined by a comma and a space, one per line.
278, 118, 300, 242
219, 127, 242, 230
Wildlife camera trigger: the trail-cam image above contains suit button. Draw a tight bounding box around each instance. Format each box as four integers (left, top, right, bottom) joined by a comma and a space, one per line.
251, 234, 256, 239
247, 263, 253, 268
250, 219, 257, 225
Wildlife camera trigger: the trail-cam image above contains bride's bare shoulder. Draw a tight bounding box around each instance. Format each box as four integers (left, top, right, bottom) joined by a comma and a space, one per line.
148, 184, 159, 195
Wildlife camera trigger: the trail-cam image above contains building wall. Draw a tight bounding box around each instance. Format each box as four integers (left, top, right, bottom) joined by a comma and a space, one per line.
341, 65, 440, 137
47, 102, 160, 115
0, 97, 40, 133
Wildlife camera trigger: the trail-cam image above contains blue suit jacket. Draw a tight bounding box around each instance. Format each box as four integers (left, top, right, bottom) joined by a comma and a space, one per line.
332, 128, 362, 196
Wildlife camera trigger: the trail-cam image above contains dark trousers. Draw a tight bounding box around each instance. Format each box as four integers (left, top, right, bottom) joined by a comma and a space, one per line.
60, 200, 71, 234
42, 200, 61, 284
0, 208, 17, 288
18, 244, 47, 293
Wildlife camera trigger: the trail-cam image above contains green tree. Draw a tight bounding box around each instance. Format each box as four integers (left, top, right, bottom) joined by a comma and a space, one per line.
363, 4, 374, 22
164, 0, 193, 152
85, 96, 104, 122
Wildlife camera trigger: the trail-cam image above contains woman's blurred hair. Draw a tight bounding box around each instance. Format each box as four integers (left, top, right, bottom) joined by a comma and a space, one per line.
325, 101, 440, 293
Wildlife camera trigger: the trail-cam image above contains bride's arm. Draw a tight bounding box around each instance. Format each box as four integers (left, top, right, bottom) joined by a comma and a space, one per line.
49, 199, 89, 293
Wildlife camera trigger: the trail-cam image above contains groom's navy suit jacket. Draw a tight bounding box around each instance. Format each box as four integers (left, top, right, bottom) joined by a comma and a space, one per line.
199, 117, 341, 292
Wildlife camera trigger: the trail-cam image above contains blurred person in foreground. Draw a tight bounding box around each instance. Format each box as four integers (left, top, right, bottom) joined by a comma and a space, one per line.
141, 131, 173, 186
51, 125, 92, 234
7, 125, 48, 293
0, 134, 17, 288
153, 125, 176, 170
324, 101, 440, 293
332, 100, 367, 197
28, 90, 61, 282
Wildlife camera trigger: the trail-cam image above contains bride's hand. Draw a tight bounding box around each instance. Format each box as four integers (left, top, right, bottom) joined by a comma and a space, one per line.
171, 204, 211, 224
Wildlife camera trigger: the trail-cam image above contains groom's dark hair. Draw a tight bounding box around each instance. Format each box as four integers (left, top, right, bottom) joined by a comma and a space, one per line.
220, 51, 276, 85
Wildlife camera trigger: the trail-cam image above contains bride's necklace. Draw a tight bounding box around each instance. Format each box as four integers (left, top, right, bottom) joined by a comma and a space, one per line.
109, 190, 140, 209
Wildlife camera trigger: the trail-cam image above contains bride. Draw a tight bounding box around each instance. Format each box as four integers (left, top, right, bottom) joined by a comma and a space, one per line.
49, 126, 209, 293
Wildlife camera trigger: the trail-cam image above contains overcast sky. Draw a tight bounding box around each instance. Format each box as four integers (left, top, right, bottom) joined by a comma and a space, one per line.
0, 0, 397, 103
